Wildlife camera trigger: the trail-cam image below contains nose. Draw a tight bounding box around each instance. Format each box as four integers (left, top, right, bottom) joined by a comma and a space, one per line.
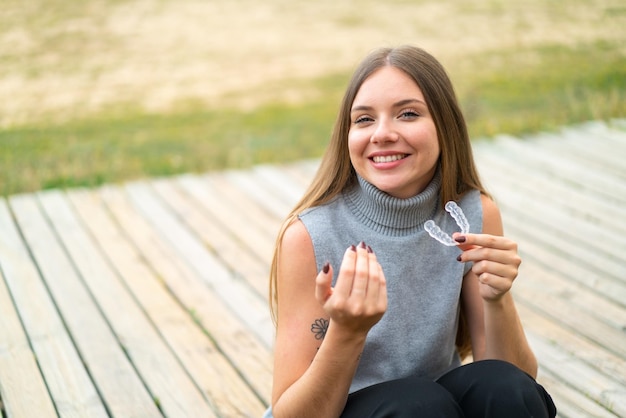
370, 118, 399, 143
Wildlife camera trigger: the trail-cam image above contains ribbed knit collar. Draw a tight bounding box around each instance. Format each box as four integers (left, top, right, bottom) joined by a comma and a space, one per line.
343, 169, 441, 235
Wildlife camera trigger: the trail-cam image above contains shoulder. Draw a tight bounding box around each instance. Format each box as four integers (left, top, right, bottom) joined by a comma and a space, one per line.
278, 219, 317, 283
282, 218, 313, 252
480, 194, 503, 236
297, 196, 346, 246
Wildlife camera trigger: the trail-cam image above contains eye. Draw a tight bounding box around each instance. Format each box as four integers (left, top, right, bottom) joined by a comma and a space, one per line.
399, 109, 420, 119
353, 115, 374, 124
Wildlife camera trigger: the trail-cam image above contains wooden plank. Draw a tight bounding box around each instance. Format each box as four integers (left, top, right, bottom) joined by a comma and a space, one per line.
1, 120, 623, 417
527, 335, 626, 417
252, 164, 310, 208
37, 189, 202, 417
496, 192, 626, 301
277, 160, 320, 193
1, 197, 105, 418
113, 183, 273, 402
505, 215, 624, 286
488, 134, 626, 204
608, 119, 626, 130
124, 180, 273, 346
95, 186, 268, 417
478, 164, 625, 261
475, 148, 626, 235
223, 170, 294, 219
507, 227, 626, 314
474, 125, 626, 415
150, 178, 268, 300
477, 165, 626, 292
533, 132, 626, 181
66, 189, 220, 417
568, 121, 626, 159
285, 159, 319, 187
0, 219, 57, 418
12, 193, 154, 417
11, 195, 158, 416
206, 171, 284, 234
514, 263, 626, 359
178, 171, 275, 261
176, 174, 277, 263
534, 369, 619, 418
518, 302, 625, 391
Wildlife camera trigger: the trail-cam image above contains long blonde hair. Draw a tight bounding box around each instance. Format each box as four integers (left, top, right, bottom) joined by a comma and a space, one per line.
269, 45, 486, 358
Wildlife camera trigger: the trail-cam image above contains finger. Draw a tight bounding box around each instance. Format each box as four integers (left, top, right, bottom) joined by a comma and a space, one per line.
472, 260, 518, 282
350, 241, 370, 297
315, 262, 333, 304
364, 246, 380, 302
333, 245, 358, 298
477, 272, 513, 297
454, 233, 517, 251
377, 263, 388, 311
459, 246, 521, 268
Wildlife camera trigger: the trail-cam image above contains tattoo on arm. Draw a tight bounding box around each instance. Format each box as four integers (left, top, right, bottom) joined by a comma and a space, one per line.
311, 318, 329, 340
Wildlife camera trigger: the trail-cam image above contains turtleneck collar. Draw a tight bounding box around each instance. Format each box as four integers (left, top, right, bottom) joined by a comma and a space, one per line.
343, 169, 442, 235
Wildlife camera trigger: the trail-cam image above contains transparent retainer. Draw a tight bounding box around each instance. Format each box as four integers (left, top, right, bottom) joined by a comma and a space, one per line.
424, 201, 470, 246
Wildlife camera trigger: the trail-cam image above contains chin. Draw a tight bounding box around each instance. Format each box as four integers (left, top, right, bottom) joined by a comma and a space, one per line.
376, 184, 406, 198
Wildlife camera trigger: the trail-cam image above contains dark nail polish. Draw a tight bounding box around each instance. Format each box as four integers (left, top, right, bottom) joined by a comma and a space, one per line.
455, 236, 466, 243
323, 262, 330, 274
366, 245, 373, 254
359, 241, 367, 249
456, 255, 462, 262
350, 245, 357, 252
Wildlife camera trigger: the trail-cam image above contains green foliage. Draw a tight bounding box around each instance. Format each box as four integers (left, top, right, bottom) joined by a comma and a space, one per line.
456, 41, 626, 137
1, 41, 624, 196
0, 98, 339, 195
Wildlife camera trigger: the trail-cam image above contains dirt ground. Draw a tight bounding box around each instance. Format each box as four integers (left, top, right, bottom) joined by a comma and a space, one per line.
1, 0, 624, 126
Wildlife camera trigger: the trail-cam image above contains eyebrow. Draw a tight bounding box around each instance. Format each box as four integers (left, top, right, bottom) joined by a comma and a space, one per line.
350, 98, 426, 113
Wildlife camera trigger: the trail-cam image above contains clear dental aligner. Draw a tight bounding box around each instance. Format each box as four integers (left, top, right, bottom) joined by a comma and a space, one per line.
424, 220, 458, 246
445, 201, 470, 234
424, 201, 470, 246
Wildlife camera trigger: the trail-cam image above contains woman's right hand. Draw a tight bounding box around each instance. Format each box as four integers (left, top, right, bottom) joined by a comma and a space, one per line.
315, 242, 387, 335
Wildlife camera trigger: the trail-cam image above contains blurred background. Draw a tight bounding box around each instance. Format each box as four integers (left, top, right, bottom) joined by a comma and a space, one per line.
1, 0, 624, 196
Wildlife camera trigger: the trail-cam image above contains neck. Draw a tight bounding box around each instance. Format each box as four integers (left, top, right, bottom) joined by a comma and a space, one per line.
343, 169, 441, 236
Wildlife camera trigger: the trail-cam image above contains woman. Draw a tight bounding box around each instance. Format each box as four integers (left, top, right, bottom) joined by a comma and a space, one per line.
265, 45, 556, 417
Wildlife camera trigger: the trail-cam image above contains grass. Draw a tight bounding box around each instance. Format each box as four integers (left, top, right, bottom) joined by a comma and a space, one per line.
1, 41, 624, 197
457, 41, 626, 137
0, 94, 341, 195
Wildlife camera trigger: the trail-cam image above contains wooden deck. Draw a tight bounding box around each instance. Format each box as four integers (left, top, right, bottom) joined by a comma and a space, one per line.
1, 120, 625, 417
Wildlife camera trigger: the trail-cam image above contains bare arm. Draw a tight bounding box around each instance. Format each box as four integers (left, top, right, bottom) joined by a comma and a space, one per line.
458, 195, 538, 377
271, 220, 387, 418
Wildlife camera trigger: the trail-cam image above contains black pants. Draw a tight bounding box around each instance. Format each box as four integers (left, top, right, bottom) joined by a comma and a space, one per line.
341, 360, 557, 418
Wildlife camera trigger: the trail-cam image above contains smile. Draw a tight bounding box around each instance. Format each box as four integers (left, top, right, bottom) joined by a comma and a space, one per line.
371, 154, 408, 163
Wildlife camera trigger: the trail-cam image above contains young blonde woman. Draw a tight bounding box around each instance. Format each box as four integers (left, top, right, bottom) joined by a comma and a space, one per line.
265, 45, 556, 418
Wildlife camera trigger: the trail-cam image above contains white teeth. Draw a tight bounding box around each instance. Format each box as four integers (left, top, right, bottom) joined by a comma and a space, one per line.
372, 154, 405, 163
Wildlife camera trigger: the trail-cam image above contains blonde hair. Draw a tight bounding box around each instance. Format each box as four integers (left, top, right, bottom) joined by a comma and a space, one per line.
269, 45, 486, 358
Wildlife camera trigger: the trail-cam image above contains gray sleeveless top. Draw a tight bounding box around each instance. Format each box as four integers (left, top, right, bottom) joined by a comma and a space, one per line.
299, 169, 483, 393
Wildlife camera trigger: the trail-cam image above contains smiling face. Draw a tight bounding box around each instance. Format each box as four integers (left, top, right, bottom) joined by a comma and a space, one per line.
348, 66, 440, 199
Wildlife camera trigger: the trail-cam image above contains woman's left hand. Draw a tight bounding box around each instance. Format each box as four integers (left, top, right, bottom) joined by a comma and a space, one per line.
454, 233, 522, 302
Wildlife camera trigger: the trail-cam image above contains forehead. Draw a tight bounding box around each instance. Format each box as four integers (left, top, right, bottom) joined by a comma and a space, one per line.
353, 66, 424, 104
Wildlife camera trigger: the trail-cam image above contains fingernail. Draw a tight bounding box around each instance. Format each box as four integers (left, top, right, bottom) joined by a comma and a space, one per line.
366, 245, 373, 254
456, 255, 462, 262
350, 245, 357, 252
359, 241, 367, 249
455, 236, 466, 243
322, 262, 330, 274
